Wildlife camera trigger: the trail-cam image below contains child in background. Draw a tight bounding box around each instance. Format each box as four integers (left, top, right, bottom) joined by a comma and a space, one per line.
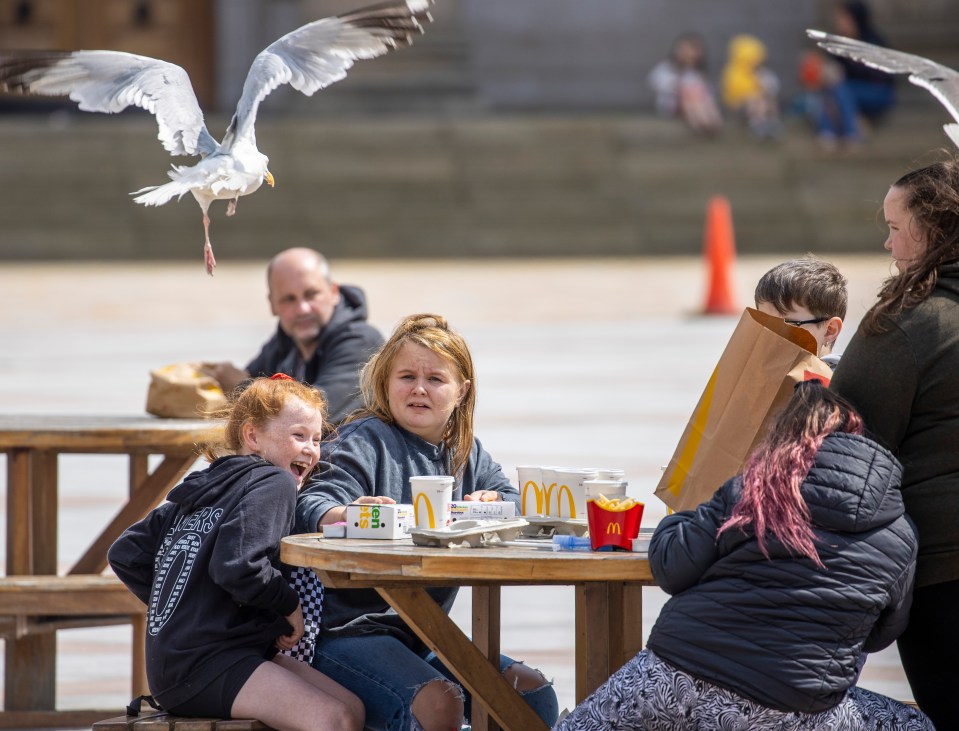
648, 33, 723, 135
721, 34, 782, 139
109, 375, 363, 731
555, 381, 932, 729
754, 256, 847, 367
798, 48, 863, 153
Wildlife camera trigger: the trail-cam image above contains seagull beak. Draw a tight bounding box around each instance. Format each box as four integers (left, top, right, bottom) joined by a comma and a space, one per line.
265, 170, 275, 188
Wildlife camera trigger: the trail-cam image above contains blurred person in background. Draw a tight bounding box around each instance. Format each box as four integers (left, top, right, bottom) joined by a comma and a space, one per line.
721, 34, 782, 140
648, 33, 723, 136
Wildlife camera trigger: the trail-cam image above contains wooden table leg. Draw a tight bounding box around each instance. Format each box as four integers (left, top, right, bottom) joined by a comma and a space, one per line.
620, 583, 644, 668
129, 453, 149, 498
377, 587, 547, 731
4, 450, 57, 711
575, 583, 610, 703
69, 453, 197, 575
471, 586, 502, 731
575, 582, 645, 704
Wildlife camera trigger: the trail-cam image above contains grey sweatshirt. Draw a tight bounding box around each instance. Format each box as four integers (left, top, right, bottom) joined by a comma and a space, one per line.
294, 416, 519, 650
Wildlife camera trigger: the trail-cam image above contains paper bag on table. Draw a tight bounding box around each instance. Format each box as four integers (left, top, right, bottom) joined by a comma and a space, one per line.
655, 307, 833, 513
146, 362, 227, 418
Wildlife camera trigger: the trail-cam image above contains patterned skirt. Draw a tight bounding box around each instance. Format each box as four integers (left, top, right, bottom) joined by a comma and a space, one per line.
554, 650, 934, 731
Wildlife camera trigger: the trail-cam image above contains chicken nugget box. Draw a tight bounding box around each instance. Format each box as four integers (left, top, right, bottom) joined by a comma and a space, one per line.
345, 503, 415, 539
449, 501, 516, 522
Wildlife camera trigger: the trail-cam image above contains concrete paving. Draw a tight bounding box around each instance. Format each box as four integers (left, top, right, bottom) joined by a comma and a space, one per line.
0, 253, 914, 721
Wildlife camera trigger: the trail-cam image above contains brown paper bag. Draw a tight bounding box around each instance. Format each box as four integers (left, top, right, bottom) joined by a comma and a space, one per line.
655, 308, 833, 513
146, 362, 227, 418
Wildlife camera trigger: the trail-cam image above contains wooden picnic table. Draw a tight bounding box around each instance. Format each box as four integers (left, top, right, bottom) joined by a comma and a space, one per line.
0, 414, 221, 729
281, 534, 655, 731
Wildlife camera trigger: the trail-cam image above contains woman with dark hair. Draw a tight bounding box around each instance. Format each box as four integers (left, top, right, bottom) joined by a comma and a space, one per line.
555, 381, 932, 729
831, 156, 959, 727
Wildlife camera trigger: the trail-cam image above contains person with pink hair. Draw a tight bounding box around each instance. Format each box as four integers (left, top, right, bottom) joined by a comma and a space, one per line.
555, 381, 932, 730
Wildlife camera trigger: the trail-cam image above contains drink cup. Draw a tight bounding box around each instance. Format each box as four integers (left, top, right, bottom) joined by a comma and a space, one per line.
517, 466, 545, 516
583, 478, 628, 504
410, 475, 454, 530
547, 468, 599, 519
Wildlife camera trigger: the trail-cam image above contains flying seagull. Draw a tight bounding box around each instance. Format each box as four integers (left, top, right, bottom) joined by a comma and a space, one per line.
0, 0, 433, 274
807, 29, 959, 149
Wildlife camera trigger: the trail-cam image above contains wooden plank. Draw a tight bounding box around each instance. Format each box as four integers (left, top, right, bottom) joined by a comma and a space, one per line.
0, 415, 220, 451
213, 720, 271, 731
471, 586, 502, 731
165, 720, 215, 731
0, 575, 144, 615
32, 451, 58, 574
130, 453, 149, 497
577, 583, 612, 703
281, 536, 654, 584
93, 715, 144, 731
621, 583, 644, 668
70, 453, 198, 575
574, 585, 586, 702
135, 716, 177, 730
0, 708, 129, 728
6, 449, 31, 575
378, 587, 546, 731
5, 449, 56, 711
4, 632, 56, 711
12, 616, 135, 635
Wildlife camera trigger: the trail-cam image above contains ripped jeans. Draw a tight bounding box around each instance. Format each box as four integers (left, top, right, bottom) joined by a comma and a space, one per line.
312, 633, 558, 731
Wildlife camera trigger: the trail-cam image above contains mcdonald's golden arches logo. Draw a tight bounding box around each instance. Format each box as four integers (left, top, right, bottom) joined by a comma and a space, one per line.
413, 492, 436, 528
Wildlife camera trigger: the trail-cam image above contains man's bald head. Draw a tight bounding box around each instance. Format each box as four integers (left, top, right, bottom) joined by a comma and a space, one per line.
267, 248, 331, 293
266, 248, 340, 358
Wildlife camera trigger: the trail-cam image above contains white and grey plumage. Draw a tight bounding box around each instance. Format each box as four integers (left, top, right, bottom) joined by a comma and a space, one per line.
0, 0, 433, 274
807, 29, 959, 149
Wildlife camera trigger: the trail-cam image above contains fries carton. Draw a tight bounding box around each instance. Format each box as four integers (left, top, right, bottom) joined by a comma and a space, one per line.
345, 503, 414, 539
587, 498, 644, 551
449, 501, 517, 522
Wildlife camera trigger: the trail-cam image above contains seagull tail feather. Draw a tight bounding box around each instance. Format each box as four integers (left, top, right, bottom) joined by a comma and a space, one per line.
131, 179, 194, 207
944, 124, 959, 149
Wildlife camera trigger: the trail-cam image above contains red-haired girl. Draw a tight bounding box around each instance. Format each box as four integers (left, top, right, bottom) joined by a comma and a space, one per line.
109, 376, 363, 731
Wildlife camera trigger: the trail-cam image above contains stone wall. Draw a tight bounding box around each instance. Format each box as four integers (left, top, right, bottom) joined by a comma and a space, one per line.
0, 105, 947, 262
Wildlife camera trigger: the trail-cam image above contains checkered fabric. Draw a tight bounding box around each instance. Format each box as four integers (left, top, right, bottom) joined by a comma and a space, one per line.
280, 566, 323, 665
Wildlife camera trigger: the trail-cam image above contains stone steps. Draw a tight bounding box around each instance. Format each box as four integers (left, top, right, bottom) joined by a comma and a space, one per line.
0, 103, 948, 262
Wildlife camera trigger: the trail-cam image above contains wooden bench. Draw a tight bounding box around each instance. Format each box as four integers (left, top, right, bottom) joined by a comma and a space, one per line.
93, 712, 273, 731
0, 574, 145, 629
0, 574, 148, 727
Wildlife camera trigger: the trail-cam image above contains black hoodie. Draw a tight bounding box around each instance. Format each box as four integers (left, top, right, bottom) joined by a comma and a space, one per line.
647, 432, 917, 713
108, 454, 300, 709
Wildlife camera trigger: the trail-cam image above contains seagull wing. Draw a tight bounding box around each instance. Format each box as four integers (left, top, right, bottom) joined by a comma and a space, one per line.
0, 50, 218, 157
807, 29, 959, 138
223, 0, 432, 148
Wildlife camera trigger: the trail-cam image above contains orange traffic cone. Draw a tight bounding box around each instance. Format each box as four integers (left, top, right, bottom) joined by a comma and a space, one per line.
702, 195, 739, 315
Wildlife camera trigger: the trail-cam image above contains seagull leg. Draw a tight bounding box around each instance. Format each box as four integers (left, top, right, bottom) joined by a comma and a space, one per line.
203, 212, 216, 276
227, 197, 238, 217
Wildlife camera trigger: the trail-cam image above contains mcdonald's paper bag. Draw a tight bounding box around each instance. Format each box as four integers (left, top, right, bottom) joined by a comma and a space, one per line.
655, 308, 833, 513
145, 362, 228, 418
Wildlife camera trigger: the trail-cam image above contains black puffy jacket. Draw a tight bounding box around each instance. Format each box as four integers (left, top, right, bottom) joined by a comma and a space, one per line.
646, 432, 917, 713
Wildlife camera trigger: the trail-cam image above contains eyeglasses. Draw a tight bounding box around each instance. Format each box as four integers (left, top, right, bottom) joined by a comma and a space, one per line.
784, 316, 830, 327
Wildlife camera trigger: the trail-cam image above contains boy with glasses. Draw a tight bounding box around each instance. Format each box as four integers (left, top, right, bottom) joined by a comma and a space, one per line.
754, 257, 847, 368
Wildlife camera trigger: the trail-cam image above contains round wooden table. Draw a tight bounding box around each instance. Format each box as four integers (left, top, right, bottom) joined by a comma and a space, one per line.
283, 534, 654, 731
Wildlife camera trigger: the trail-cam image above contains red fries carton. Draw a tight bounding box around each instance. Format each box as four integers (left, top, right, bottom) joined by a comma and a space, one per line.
587, 500, 644, 551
